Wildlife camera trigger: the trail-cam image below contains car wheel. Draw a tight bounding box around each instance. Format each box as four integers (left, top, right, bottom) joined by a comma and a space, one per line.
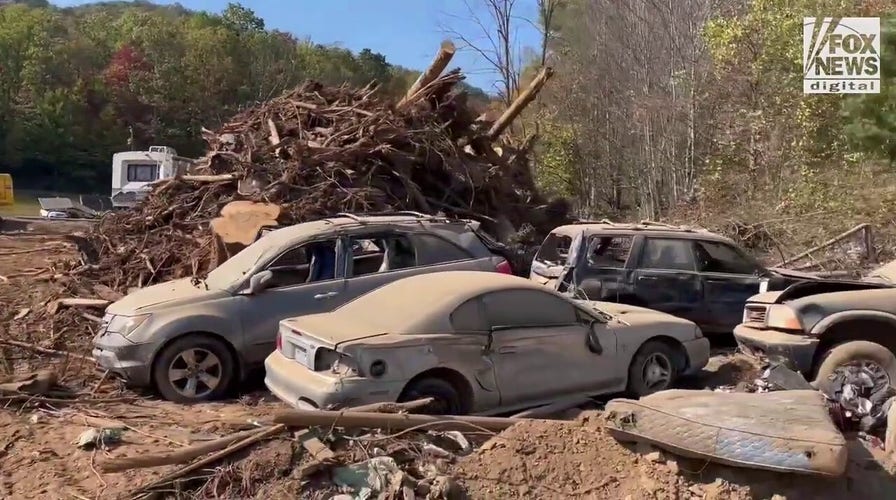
813, 340, 896, 386
399, 378, 463, 415
152, 335, 236, 404
627, 340, 679, 397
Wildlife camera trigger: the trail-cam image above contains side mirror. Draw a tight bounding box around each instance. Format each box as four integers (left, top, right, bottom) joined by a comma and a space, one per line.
586, 321, 603, 355
246, 270, 274, 295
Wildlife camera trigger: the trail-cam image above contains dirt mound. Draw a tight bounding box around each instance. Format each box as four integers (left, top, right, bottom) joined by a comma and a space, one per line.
454, 413, 896, 500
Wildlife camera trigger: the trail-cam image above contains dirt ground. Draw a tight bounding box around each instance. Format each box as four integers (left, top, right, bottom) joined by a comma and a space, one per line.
2, 228, 896, 499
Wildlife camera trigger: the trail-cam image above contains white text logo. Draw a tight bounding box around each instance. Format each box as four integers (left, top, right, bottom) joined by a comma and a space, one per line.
803, 17, 880, 94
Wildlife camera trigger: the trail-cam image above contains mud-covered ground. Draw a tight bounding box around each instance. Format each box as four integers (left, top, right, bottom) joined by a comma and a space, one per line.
1, 229, 894, 499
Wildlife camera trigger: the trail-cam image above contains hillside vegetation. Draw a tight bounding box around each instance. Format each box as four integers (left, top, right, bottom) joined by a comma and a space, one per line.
0, 1, 488, 193
530, 0, 896, 262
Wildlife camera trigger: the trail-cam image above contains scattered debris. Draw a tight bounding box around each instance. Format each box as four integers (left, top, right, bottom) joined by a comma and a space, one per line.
817, 365, 896, 433
75, 428, 122, 450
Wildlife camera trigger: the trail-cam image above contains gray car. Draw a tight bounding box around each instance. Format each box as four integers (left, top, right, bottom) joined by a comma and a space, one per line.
92, 213, 511, 403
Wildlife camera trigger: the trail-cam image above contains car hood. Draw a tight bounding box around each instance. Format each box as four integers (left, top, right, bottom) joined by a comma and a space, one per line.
745, 290, 784, 305
585, 301, 693, 326
767, 267, 820, 280
106, 278, 229, 314
281, 313, 391, 348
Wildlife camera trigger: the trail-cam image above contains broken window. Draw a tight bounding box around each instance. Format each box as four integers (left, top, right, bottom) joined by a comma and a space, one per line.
347, 234, 416, 277
413, 234, 471, 265
586, 236, 633, 268
481, 289, 577, 329
534, 233, 573, 266
267, 239, 338, 288
693, 240, 758, 275
640, 238, 695, 271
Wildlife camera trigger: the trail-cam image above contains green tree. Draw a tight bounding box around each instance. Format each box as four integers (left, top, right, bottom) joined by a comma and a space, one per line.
842, 16, 896, 164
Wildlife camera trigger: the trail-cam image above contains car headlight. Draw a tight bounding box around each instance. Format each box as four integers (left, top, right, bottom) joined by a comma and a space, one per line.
765, 305, 802, 330
106, 314, 151, 337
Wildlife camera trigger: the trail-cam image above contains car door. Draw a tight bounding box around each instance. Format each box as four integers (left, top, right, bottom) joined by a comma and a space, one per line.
480, 289, 619, 408
238, 237, 349, 365
342, 230, 482, 299
632, 237, 705, 326
569, 234, 634, 301
691, 239, 764, 333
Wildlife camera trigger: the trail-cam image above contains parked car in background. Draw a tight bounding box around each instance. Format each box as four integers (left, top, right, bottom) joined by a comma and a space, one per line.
734, 261, 896, 383
529, 221, 818, 335
92, 212, 512, 403
265, 270, 710, 415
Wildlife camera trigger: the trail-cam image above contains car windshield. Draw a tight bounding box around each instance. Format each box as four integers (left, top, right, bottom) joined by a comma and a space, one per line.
202, 239, 270, 290
866, 260, 896, 284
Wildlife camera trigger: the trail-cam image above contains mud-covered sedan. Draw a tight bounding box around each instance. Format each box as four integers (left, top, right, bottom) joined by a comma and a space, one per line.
265, 270, 710, 414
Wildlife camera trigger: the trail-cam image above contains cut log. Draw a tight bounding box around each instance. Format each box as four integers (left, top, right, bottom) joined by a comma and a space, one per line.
486, 66, 554, 142
273, 409, 523, 432
210, 201, 281, 254
398, 40, 456, 108
345, 397, 435, 413
46, 298, 110, 315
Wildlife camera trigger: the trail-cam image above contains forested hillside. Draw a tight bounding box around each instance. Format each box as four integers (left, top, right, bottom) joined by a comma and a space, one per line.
529, 0, 896, 256
0, 1, 488, 192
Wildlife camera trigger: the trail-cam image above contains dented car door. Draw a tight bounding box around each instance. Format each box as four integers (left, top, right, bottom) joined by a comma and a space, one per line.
480, 288, 619, 408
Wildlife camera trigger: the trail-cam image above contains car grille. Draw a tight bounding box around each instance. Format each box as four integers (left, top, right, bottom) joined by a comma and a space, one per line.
743, 305, 768, 325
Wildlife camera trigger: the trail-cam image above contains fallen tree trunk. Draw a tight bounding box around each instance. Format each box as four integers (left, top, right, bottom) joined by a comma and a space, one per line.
126, 424, 287, 498
398, 40, 456, 108
486, 66, 554, 142
98, 427, 268, 473
273, 409, 524, 432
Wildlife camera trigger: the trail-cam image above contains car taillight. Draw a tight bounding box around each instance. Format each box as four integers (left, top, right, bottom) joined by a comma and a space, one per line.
495, 259, 512, 274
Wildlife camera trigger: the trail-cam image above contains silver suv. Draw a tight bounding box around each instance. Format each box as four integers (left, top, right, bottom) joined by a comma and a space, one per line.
92, 212, 512, 403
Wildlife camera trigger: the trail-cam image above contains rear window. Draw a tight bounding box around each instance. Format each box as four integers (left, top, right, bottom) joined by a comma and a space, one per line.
534, 233, 572, 265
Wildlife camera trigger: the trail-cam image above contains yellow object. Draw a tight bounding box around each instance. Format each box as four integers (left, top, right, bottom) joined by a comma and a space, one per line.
0, 174, 13, 206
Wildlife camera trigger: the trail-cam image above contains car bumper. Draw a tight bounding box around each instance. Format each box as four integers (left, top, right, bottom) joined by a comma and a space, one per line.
733, 324, 819, 374
92, 332, 154, 387
264, 351, 406, 410
682, 337, 711, 375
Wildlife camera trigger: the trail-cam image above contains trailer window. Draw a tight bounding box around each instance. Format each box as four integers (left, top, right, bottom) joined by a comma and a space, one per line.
127, 163, 159, 182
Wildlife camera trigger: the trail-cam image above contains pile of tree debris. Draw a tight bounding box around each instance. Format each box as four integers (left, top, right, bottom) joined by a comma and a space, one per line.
70, 43, 564, 292
4, 42, 567, 361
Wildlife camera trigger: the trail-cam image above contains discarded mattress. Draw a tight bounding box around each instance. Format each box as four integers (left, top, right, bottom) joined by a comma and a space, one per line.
605, 389, 847, 476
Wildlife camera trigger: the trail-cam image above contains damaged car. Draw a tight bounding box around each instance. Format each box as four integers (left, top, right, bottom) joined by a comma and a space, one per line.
92, 213, 512, 403
529, 221, 818, 335
734, 260, 896, 385
264, 270, 710, 415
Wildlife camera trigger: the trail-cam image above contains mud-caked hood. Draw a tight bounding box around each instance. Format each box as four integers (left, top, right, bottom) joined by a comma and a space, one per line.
584, 301, 692, 326
745, 290, 784, 305
106, 278, 229, 314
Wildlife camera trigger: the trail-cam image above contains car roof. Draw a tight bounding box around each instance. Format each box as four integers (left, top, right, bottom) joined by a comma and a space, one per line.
334, 271, 550, 334
548, 221, 732, 243
260, 214, 472, 246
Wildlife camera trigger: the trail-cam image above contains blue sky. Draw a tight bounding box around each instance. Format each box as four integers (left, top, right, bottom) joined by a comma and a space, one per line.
52, 0, 543, 92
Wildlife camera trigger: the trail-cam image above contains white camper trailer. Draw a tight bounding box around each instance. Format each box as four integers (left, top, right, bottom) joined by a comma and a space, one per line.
110, 146, 195, 208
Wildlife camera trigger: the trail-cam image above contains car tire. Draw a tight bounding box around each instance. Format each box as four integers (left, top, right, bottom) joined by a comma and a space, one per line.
627, 340, 679, 397
152, 335, 237, 404
399, 378, 464, 415
813, 340, 896, 385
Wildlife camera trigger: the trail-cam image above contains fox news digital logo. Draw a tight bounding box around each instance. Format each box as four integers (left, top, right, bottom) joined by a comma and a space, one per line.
803, 17, 880, 94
